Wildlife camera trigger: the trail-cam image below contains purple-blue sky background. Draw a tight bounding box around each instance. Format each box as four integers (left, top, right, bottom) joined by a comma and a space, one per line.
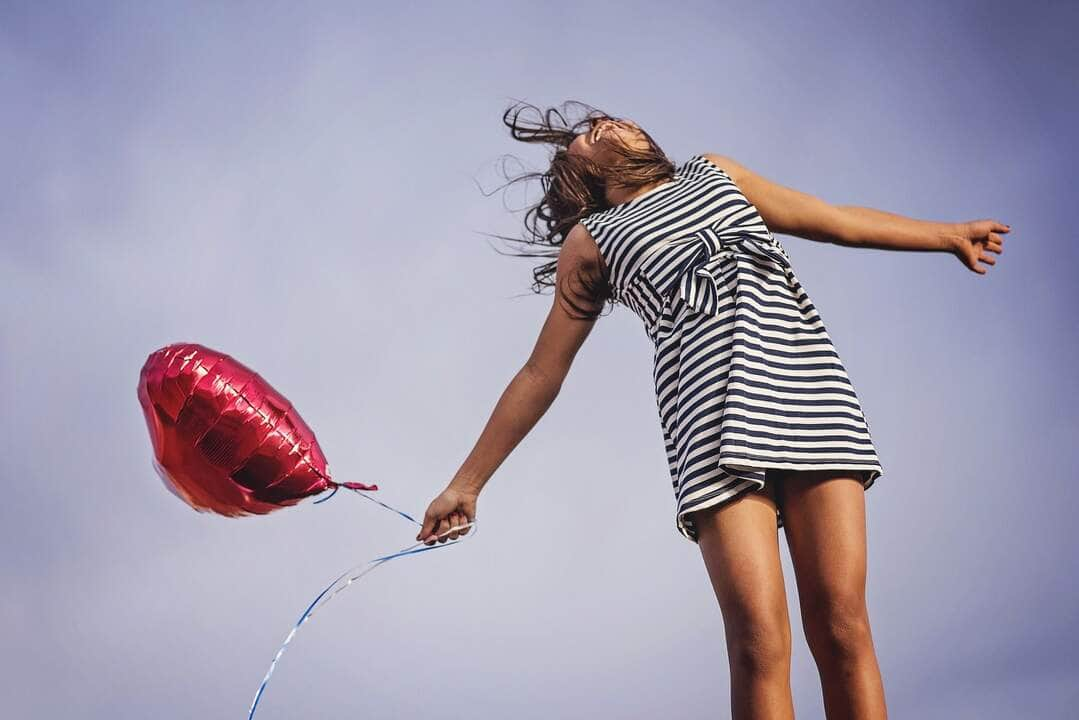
3, 1, 1077, 717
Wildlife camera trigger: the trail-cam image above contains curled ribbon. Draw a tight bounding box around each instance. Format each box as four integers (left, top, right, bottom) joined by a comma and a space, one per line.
247, 487, 477, 719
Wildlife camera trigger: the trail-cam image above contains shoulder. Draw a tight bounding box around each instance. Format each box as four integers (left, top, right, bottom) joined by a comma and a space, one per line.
700, 153, 748, 184
563, 221, 600, 260
560, 221, 607, 273
569, 211, 611, 246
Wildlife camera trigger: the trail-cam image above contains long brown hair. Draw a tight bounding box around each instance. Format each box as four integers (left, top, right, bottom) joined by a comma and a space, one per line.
484, 99, 676, 320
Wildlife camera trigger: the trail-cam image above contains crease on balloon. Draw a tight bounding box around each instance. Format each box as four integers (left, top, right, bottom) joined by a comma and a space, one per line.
193, 373, 325, 487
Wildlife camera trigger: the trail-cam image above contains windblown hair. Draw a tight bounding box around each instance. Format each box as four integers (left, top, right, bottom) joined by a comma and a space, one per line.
486, 100, 676, 320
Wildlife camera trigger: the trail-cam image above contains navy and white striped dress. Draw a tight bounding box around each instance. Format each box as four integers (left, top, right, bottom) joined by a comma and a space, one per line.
578, 154, 883, 544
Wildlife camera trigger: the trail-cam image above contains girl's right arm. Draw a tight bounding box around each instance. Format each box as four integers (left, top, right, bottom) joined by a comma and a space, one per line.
417, 225, 607, 544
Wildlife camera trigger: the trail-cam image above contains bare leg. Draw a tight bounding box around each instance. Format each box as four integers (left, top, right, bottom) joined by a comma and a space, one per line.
776, 468, 888, 720
690, 478, 795, 720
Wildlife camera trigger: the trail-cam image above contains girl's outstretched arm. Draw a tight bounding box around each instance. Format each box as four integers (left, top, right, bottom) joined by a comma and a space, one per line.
416, 225, 605, 544
703, 153, 1011, 275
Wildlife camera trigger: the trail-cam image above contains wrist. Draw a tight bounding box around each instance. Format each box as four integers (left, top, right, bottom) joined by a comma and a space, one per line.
937, 223, 965, 253
449, 473, 484, 495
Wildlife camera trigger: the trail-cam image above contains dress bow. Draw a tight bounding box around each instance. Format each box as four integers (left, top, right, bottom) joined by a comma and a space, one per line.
670, 226, 792, 316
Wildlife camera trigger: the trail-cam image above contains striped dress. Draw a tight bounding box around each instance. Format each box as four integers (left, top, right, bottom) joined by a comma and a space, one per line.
578, 154, 883, 544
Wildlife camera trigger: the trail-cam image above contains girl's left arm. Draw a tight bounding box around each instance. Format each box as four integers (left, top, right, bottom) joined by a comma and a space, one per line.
703, 153, 1011, 275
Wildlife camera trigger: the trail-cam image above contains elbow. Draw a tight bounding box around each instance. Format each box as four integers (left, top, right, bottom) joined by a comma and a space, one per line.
821, 227, 857, 246
522, 361, 564, 396
818, 205, 860, 246
772, 198, 854, 246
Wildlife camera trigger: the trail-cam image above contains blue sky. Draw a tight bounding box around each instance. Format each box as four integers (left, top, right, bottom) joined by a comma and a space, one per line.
2, 1, 1077, 717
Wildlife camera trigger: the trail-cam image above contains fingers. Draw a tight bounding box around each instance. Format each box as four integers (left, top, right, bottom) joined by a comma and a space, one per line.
416, 510, 436, 543
980, 219, 1010, 235
448, 512, 463, 541
958, 221, 1011, 275
436, 516, 451, 543
961, 246, 986, 275
973, 256, 987, 274
416, 500, 477, 545
419, 518, 441, 546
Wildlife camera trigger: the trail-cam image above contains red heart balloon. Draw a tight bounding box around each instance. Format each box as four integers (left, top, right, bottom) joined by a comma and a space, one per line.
137, 343, 377, 516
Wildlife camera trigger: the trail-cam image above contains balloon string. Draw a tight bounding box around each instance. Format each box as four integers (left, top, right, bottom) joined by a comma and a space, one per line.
247, 490, 476, 719
317, 483, 421, 525
342, 487, 422, 525
311, 485, 338, 504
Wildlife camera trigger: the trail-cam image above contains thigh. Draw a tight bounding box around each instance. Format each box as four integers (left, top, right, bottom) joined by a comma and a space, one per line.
777, 469, 869, 617
689, 487, 789, 640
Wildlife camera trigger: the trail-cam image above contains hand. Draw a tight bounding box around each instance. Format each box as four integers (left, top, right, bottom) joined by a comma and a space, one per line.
416, 484, 478, 546
951, 219, 1010, 275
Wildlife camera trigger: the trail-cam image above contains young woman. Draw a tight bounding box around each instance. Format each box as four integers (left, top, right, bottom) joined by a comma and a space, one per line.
415, 101, 1009, 719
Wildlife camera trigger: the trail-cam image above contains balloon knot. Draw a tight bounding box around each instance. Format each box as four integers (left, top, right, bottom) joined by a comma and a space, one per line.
338, 481, 379, 492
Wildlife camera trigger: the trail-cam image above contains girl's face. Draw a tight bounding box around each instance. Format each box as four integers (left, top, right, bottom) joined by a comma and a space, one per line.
568, 118, 648, 166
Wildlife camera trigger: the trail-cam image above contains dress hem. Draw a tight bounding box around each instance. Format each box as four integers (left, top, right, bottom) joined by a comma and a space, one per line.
674, 461, 882, 544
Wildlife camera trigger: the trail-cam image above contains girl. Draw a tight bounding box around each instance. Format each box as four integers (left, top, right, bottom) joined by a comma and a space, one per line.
415, 100, 1008, 719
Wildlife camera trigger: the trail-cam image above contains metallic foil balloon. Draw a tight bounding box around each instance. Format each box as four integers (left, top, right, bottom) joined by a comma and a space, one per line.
137, 342, 377, 516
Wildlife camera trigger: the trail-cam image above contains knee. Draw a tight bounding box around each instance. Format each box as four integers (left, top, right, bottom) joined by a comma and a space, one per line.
801, 594, 873, 661
726, 618, 791, 677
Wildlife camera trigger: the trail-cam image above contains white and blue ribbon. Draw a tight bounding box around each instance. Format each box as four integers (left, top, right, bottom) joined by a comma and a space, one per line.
247, 487, 477, 719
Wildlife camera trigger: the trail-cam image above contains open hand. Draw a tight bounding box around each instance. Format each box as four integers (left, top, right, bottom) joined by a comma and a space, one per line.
416, 485, 478, 546
952, 219, 1010, 275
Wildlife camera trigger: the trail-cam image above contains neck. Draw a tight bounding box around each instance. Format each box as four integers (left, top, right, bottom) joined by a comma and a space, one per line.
605, 178, 671, 207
